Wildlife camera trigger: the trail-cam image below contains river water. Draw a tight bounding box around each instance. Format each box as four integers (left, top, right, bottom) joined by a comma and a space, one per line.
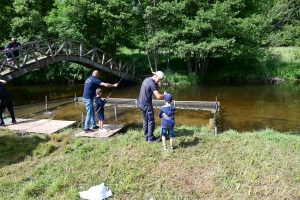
6, 82, 300, 133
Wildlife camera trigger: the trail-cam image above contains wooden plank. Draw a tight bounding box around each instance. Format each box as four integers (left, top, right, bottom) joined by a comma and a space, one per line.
0, 118, 76, 134
75, 124, 124, 138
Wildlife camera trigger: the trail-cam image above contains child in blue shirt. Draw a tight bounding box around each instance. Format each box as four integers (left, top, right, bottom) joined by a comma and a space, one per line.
158, 94, 176, 150
95, 88, 108, 132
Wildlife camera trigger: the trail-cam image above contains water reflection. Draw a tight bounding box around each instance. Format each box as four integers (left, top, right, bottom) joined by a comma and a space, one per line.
7, 83, 300, 133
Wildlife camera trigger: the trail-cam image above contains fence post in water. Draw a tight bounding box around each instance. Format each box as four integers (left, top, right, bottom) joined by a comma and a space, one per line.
214, 96, 218, 136
114, 104, 118, 121
45, 95, 48, 113
74, 93, 78, 102
81, 113, 84, 128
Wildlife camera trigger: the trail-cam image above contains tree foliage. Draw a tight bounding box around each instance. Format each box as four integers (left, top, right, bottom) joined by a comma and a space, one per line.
1, 0, 299, 83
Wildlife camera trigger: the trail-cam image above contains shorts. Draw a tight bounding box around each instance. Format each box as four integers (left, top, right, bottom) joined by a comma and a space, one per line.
160, 128, 174, 138
98, 113, 105, 121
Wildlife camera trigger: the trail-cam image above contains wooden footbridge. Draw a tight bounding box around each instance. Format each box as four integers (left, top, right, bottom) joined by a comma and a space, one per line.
0, 38, 136, 81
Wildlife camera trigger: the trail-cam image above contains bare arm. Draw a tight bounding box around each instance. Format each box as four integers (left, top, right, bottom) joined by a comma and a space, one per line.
153, 90, 165, 99
100, 82, 118, 88
0, 80, 7, 84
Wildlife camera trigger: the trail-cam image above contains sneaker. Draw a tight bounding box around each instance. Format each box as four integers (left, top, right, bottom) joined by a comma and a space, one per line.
92, 125, 99, 129
170, 146, 174, 150
11, 120, 17, 124
84, 128, 93, 133
99, 128, 108, 132
162, 145, 167, 150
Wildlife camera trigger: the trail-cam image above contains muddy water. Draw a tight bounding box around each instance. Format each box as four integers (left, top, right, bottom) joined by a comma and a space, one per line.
7, 83, 300, 133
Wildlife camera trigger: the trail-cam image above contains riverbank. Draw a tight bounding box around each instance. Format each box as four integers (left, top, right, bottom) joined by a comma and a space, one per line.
0, 126, 299, 199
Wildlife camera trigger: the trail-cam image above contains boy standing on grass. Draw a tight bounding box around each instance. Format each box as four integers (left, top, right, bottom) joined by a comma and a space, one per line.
95, 88, 108, 132
158, 94, 176, 150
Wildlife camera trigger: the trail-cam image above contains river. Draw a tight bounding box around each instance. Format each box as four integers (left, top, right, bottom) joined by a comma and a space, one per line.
5, 82, 300, 133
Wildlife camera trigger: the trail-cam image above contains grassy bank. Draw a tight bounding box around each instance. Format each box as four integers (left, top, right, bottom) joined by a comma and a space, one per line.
266, 47, 300, 81
0, 126, 300, 199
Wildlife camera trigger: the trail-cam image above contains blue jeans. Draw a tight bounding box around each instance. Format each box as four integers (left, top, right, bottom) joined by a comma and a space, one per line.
160, 128, 174, 138
83, 98, 96, 129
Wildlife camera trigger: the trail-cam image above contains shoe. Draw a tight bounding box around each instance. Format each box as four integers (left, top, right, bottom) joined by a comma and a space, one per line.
148, 138, 160, 143
0, 122, 5, 126
92, 125, 99, 129
162, 145, 167, 150
99, 128, 108, 132
170, 146, 174, 150
84, 128, 93, 133
11, 120, 17, 124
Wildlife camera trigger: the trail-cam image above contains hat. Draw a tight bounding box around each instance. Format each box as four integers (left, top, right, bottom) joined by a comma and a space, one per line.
153, 71, 164, 79
164, 94, 172, 102
11, 38, 15, 41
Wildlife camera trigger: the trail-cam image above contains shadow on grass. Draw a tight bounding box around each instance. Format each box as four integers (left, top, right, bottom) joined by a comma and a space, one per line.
0, 132, 50, 167
176, 127, 202, 148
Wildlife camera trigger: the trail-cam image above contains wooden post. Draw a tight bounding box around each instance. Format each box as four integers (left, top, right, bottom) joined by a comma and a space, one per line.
214, 96, 218, 136
74, 93, 78, 102
114, 104, 118, 122
45, 95, 48, 113
81, 113, 84, 128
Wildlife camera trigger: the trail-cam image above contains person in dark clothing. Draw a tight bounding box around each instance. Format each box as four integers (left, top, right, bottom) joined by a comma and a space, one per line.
82, 70, 118, 133
3, 46, 13, 66
95, 88, 108, 132
0, 79, 17, 126
158, 94, 176, 150
7, 38, 21, 64
137, 71, 166, 143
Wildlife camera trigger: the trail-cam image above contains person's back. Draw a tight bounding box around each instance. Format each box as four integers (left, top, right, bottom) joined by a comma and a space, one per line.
159, 104, 176, 128
158, 94, 176, 150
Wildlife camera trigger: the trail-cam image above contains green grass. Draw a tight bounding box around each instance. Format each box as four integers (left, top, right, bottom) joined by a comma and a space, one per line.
266, 47, 300, 81
1, 126, 300, 199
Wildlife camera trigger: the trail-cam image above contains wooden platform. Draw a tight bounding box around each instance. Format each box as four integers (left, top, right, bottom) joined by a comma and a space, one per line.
0, 118, 76, 134
75, 124, 125, 138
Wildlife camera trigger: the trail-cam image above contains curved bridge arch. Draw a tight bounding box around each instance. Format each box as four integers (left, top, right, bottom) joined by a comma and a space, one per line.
0, 38, 136, 81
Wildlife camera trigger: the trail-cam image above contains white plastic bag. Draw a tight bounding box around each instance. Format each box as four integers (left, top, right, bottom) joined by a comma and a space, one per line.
79, 183, 112, 200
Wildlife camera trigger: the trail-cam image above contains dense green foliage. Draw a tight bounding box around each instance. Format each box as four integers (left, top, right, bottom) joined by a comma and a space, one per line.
1, 0, 299, 84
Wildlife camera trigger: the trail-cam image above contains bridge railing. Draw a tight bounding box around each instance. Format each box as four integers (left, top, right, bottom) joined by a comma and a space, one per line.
0, 38, 135, 81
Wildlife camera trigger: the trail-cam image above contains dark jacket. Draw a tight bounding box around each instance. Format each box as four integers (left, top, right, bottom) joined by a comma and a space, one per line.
0, 82, 13, 105
158, 104, 176, 128
95, 97, 107, 114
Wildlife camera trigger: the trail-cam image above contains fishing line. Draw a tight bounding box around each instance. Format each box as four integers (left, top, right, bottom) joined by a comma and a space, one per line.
95, 54, 141, 114
164, 38, 171, 93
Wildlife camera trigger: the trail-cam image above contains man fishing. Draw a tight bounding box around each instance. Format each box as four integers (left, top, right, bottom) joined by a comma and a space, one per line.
82, 70, 118, 133
138, 71, 167, 143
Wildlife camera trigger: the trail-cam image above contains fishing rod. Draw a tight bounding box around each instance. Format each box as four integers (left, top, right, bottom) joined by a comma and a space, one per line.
164, 38, 171, 93
95, 54, 140, 114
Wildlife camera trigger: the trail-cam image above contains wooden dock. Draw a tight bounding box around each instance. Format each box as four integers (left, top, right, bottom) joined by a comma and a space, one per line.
75, 124, 125, 138
0, 118, 76, 134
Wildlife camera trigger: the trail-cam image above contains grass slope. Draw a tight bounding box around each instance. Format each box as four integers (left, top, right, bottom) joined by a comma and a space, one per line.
0, 126, 300, 199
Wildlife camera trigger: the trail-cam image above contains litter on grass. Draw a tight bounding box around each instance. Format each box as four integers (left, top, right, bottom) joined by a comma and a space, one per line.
79, 183, 112, 200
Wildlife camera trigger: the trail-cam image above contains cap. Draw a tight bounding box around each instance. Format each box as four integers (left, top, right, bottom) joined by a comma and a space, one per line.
164, 94, 172, 102
11, 38, 15, 41
153, 71, 164, 79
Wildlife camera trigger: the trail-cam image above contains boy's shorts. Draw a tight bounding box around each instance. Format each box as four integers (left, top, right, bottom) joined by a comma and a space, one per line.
98, 113, 104, 121
160, 128, 174, 138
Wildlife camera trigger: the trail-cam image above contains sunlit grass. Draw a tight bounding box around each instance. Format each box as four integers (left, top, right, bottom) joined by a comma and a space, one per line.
0, 126, 300, 199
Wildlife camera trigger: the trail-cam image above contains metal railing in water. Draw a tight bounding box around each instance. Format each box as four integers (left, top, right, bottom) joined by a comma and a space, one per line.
12, 96, 220, 135
77, 97, 221, 135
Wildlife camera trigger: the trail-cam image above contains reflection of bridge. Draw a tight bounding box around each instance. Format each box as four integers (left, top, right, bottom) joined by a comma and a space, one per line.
0, 38, 136, 81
